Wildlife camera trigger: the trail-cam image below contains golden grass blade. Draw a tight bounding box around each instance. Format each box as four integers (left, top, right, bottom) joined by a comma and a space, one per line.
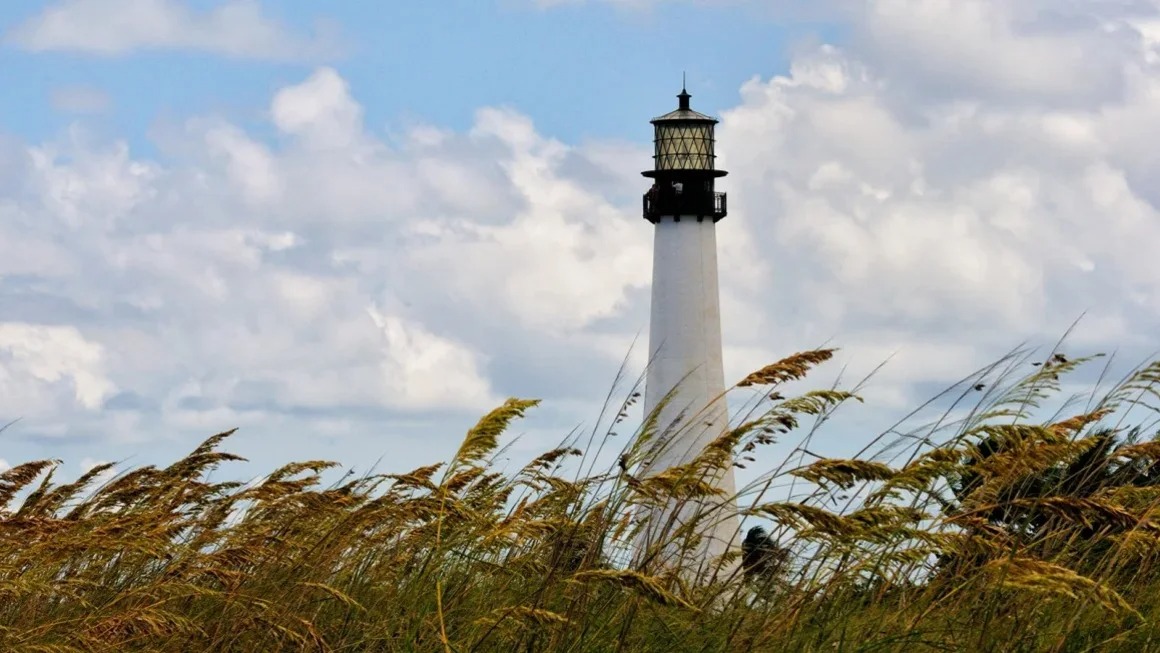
569, 569, 698, 611
0, 460, 59, 512
792, 459, 896, 490
736, 349, 837, 388
984, 557, 1140, 618
453, 398, 540, 469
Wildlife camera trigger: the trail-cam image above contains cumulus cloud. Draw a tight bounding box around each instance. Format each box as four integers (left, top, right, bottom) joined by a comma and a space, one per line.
6, 0, 1160, 478
708, 0, 1160, 413
0, 66, 652, 474
0, 323, 115, 414
368, 308, 498, 410
4, 0, 340, 60
840, 0, 1155, 108
270, 68, 363, 147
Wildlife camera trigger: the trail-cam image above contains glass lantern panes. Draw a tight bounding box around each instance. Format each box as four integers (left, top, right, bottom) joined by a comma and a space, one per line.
654, 123, 714, 171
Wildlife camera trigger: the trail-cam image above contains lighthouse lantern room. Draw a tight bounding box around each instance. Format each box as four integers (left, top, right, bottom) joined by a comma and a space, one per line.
642, 88, 727, 224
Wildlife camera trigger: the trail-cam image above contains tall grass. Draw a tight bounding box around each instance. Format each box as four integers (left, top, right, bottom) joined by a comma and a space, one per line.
4, 346, 1160, 651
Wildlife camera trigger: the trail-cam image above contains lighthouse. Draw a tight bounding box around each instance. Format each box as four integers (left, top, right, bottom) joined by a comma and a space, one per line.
636, 86, 739, 575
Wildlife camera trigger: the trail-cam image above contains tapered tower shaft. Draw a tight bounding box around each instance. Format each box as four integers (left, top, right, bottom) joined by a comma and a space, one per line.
636, 87, 738, 576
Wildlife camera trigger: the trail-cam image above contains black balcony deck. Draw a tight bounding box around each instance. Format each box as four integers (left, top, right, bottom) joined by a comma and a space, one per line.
642, 189, 727, 223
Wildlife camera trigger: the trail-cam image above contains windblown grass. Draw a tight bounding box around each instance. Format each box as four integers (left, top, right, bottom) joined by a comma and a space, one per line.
4, 346, 1160, 651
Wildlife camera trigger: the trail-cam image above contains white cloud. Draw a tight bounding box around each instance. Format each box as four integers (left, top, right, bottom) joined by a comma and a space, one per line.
5, 0, 340, 60
0, 323, 115, 414
270, 67, 363, 147
404, 108, 653, 333
847, 0, 1138, 106
0, 65, 641, 465
7, 1, 1160, 478
368, 308, 498, 410
704, 3, 1160, 417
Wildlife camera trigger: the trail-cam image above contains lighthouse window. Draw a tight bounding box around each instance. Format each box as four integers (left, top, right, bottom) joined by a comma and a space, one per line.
654, 123, 714, 171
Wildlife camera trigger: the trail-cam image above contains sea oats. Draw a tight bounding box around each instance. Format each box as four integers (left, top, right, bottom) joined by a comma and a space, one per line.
1, 348, 1158, 651
736, 349, 837, 388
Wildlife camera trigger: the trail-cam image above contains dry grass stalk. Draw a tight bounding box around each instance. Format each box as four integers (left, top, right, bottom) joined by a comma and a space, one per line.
0, 347, 1157, 651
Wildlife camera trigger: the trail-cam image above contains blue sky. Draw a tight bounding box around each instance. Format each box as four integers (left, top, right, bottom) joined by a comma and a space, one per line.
0, 1, 835, 153
2, 0, 1160, 496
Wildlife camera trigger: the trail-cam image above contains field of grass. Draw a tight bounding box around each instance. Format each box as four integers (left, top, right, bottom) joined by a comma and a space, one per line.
4, 345, 1160, 652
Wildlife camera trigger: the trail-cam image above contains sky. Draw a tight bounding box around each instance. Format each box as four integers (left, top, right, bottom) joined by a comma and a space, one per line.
2, 0, 1160, 490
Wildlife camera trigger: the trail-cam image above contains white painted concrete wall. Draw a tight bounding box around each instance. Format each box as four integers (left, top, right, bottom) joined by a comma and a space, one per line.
637, 214, 739, 577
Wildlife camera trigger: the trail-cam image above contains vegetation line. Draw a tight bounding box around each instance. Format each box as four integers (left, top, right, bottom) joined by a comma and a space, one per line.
2, 344, 1160, 651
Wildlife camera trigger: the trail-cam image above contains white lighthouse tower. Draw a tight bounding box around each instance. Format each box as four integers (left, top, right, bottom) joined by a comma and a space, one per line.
636, 86, 739, 576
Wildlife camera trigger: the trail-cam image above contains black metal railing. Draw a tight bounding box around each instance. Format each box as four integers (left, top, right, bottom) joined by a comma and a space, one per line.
642, 190, 727, 223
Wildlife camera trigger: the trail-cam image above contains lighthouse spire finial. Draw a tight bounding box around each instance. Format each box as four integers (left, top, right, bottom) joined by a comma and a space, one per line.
678, 73, 691, 110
